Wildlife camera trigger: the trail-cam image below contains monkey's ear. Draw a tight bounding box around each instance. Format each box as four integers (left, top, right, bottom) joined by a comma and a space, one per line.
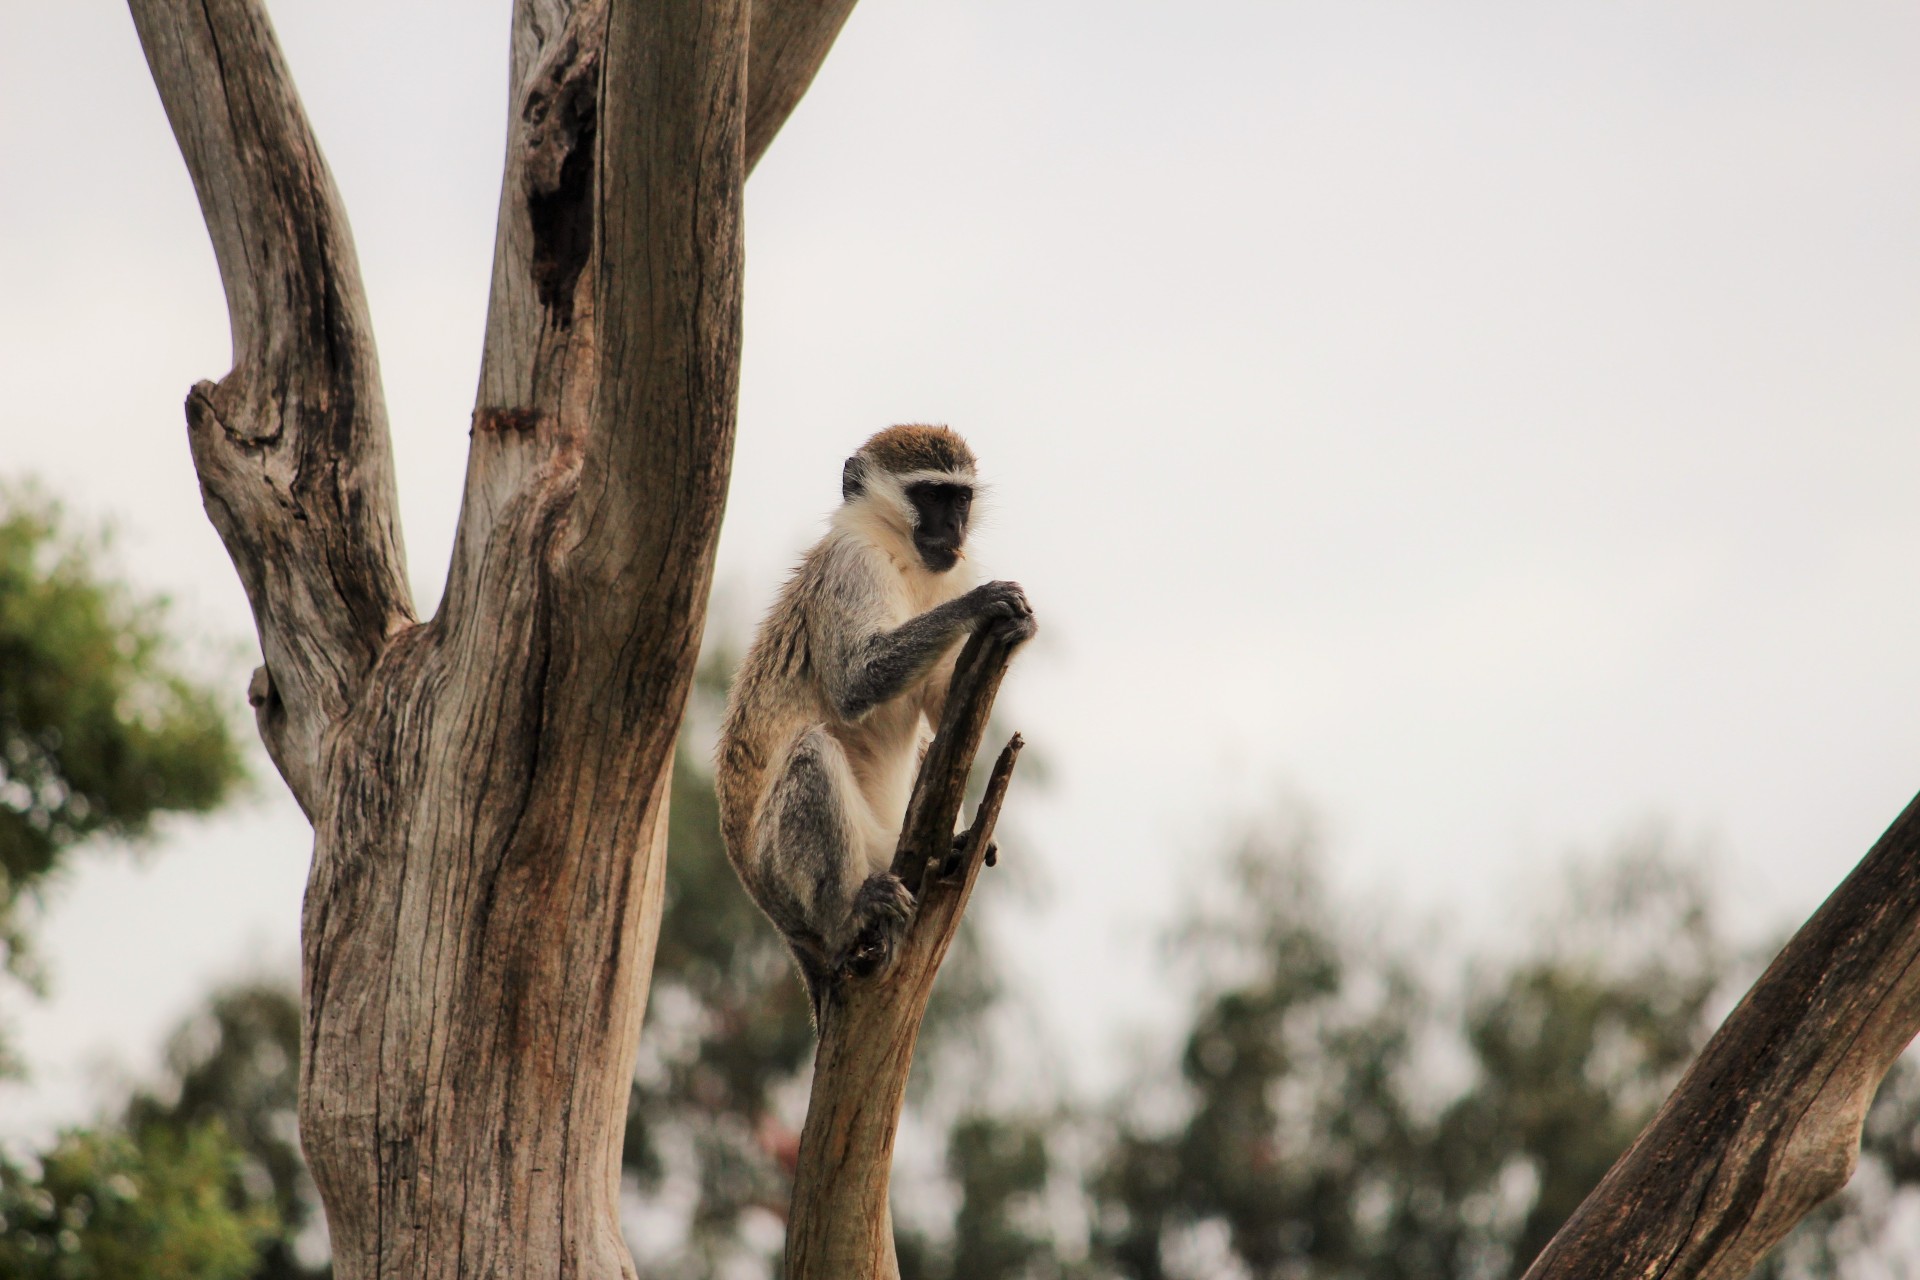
841, 455, 868, 502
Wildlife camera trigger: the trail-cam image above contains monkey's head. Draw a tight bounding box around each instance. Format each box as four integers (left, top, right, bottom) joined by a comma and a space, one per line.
841, 425, 979, 573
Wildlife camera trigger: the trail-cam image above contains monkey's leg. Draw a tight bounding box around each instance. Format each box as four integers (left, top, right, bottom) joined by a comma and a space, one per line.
758, 727, 915, 996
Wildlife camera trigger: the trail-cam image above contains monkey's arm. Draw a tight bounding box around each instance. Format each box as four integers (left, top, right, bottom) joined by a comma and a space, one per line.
830, 582, 1033, 722
834, 596, 980, 720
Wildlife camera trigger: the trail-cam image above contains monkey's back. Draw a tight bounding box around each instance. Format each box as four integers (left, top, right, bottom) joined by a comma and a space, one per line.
715, 570, 822, 872
716, 525, 889, 871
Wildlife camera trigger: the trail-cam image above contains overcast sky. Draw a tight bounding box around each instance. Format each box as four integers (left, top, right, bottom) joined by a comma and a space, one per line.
3, 0, 1919, 1129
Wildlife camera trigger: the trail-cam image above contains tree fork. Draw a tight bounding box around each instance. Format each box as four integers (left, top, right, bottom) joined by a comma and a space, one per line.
127, 0, 863, 1275
1522, 789, 1920, 1280
785, 627, 1027, 1280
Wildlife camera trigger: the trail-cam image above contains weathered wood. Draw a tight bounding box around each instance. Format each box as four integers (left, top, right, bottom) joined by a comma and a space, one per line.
453, 0, 861, 612
455, 0, 607, 622
127, 0, 413, 817
128, 0, 861, 1275
312, 4, 745, 1274
564, 0, 745, 692
1521, 789, 1920, 1280
785, 627, 1026, 1280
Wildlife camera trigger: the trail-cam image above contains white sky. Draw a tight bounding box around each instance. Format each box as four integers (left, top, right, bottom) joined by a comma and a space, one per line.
3, 0, 1919, 1130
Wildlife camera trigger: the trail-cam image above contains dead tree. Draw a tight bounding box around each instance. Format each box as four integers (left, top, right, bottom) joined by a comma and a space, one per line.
125, 0, 854, 1274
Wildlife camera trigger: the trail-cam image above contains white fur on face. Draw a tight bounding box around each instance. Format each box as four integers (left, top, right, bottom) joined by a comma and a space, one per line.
854, 467, 978, 533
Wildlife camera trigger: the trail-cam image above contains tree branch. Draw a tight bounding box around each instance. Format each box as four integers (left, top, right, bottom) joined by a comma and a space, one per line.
456, 0, 606, 617
785, 628, 1026, 1280
746, 0, 862, 173
447, 0, 859, 629
127, 0, 412, 814
1521, 789, 1920, 1280
548, 0, 747, 720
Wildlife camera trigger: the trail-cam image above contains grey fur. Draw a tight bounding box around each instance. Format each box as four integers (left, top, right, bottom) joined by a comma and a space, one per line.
715, 430, 1034, 1019
839, 593, 987, 719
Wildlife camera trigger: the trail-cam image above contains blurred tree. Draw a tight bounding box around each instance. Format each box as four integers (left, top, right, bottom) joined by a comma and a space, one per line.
1090, 837, 1433, 1280
0, 481, 261, 1275
111, 811, 1920, 1280
0, 1119, 276, 1280
0, 484, 244, 1026
1087, 823, 1920, 1280
126, 982, 320, 1280
899, 1111, 1069, 1280
620, 662, 1920, 1280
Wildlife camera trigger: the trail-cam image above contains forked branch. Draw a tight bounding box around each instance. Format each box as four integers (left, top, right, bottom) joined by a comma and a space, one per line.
127, 0, 412, 812
1522, 790, 1920, 1280
785, 628, 1027, 1280
127, 0, 861, 1274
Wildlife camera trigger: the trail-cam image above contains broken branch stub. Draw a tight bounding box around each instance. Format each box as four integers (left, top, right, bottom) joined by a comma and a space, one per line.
784, 627, 1026, 1280
1521, 788, 1920, 1280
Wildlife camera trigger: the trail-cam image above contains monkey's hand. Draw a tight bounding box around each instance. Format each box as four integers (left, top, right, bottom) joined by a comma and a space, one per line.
839, 872, 917, 981
970, 580, 1037, 646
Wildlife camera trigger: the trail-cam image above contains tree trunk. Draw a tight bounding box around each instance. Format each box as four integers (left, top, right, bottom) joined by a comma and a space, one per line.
1520, 789, 1920, 1280
124, 0, 858, 1274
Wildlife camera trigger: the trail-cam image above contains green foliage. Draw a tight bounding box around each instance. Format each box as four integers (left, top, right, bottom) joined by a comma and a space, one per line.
0, 1121, 277, 1280
126, 982, 321, 1280
1092, 839, 1437, 1280
900, 1112, 1066, 1280
0, 482, 274, 1277
621, 648, 1920, 1280
4, 978, 324, 1280
1441, 855, 1720, 1272
0, 484, 245, 977
72, 801, 1920, 1280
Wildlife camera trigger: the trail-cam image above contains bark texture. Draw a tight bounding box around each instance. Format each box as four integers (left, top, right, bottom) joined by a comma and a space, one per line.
126, 0, 414, 817
785, 628, 1026, 1280
126, 0, 860, 1275
1521, 789, 1920, 1280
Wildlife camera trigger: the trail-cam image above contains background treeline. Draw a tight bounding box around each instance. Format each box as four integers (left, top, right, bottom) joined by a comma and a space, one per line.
5, 486, 1920, 1280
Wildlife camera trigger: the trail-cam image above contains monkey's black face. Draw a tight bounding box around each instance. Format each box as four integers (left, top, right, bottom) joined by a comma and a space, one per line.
906, 481, 972, 572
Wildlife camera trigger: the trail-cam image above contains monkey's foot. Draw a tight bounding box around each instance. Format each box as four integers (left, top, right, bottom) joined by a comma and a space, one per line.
840, 873, 916, 980
938, 832, 998, 880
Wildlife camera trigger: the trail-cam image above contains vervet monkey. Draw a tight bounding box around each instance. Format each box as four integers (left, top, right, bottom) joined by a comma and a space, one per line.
715, 425, 1036, 1016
